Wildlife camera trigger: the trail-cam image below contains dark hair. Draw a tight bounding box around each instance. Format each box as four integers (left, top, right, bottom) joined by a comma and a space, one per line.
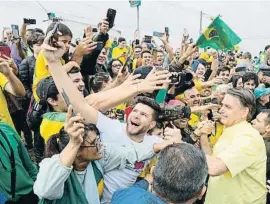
242, 72, 259, 88
230, 75, 242, 88
90, 73, 111, 93
118, 37, 126, 43
46, 82, 60, 111
45, 123, 100, 158
243, 52, 252, 60
107, 59, 123, 78
67, 66, 80, 74
46, 22, 73, 38
27, 32, 45, 53
227, 88, 256, 121
197, 58, 207, 67
217, 66, 231, 76
141, 50, 151, 58
153, 143, 208, 203
134, 45, 142, 50
134, 96, 161, 121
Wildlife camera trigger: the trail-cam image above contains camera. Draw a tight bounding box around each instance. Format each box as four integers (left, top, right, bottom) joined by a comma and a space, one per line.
159, 106, 191, 122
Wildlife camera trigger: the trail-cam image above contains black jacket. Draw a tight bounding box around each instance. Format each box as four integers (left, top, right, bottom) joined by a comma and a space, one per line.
80, 32, 109, 77
19, 56, 36, 98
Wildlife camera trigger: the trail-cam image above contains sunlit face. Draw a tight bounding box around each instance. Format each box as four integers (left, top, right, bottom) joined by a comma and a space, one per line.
173, 118, 189, 129
218, 70, 230, 84
175, 49, 181, 58
219, 94, 248, 127
184, 88, 201, 107
134, 48, 142, 58
243, 80, 256, 91
196, 63, 206, 77
79, 131, 102, 161
236, 78, 243, 88
127, 103, 156, 137
58, 35, 72, 53
252, 113, 268, 135
6, 30, 13, 40
97, 48, 107, 65
142, 52, 152, 66
217, 90, 228, 105
259, 94, 270, 104
48, 94, 68, 112
111, 60, 122, 77
33, 41, 43, 56
68, 72, 85, 95
119, 41, 127, 48
156, 52, 164, 65
141, 42, 148, 51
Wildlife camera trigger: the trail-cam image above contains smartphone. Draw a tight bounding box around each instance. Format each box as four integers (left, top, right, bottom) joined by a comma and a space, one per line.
11, 24, 19, 39
92, 28, 98, 33
61, 89, 76, 117
0, 46, 11, 58
23, 18, 36, 25
135, 39, 140, 45
95, 41, 104, 51
144, 35, 152, 43
122, 55, 131, 73
165, 27, 169, 36
153, 31, 163, 38
50, 22, 62, 48
107, 8, 116, 29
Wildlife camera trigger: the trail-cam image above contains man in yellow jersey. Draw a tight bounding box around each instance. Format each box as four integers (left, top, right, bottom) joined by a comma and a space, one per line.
0, 61, 25, 129
111, 37, 128, 64
197, 88, 266, 204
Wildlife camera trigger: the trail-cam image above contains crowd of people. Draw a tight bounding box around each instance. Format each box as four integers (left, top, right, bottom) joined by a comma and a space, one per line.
1, 10, 270, 204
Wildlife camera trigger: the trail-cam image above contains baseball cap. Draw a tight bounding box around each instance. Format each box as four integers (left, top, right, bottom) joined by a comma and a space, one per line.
36, 76, 58, 105
254, 87, 270, 100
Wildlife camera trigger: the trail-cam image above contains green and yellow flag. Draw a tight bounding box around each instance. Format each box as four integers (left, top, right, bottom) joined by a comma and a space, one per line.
196, 17, 241, 51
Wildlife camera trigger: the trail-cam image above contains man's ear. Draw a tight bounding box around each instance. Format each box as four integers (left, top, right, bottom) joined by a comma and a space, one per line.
47, 97, 57, 106
149, 121, 156, 131
197, 186, 207, 200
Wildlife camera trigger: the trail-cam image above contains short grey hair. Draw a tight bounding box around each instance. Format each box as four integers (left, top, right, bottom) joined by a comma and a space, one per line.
216, 84, 230, 94
153, 143, 208, 203
227, 88, 256, 121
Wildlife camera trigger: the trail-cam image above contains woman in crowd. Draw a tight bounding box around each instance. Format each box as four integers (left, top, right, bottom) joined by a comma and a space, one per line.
34, 106, 171, 204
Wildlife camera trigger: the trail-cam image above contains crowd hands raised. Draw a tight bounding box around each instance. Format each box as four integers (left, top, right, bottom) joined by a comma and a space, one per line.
1, 9, 270, 204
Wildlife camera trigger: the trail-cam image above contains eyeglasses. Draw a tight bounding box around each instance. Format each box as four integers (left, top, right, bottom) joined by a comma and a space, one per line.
81, 135, 102, 152
112, 64, 122, 68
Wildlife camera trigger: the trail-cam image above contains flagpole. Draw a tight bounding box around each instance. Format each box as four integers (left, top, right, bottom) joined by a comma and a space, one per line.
137, 6, 140, 30
199, 11, 203, 35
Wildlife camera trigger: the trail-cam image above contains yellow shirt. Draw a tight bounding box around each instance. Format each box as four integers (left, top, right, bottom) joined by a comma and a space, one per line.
0, 73, 15, 129
205, 121, 267, 204
193, 79, 203, 92
112, 47, 128, 64
188, 113, 200, 130
32, 51, 64, 102
209, 122, 224, 146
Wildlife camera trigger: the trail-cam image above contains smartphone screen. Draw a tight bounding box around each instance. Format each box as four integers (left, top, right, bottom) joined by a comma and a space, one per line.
11, 25, 19, 39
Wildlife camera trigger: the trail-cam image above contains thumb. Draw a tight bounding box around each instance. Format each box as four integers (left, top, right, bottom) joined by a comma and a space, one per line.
65, 105, 73, 124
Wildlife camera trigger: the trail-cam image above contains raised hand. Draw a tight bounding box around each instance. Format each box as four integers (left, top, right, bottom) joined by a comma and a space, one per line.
137, 67, 171, 93
64, 105, 85, 146
76, 38, 97, 56
0, 61, 12, 77
164, 124, 182, 142
41, 30, 66, 63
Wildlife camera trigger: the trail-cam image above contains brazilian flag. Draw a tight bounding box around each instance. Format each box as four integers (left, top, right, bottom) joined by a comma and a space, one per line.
196, 17, 241, 51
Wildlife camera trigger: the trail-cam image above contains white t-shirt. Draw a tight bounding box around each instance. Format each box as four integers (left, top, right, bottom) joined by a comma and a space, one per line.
96, 112, 162, 204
